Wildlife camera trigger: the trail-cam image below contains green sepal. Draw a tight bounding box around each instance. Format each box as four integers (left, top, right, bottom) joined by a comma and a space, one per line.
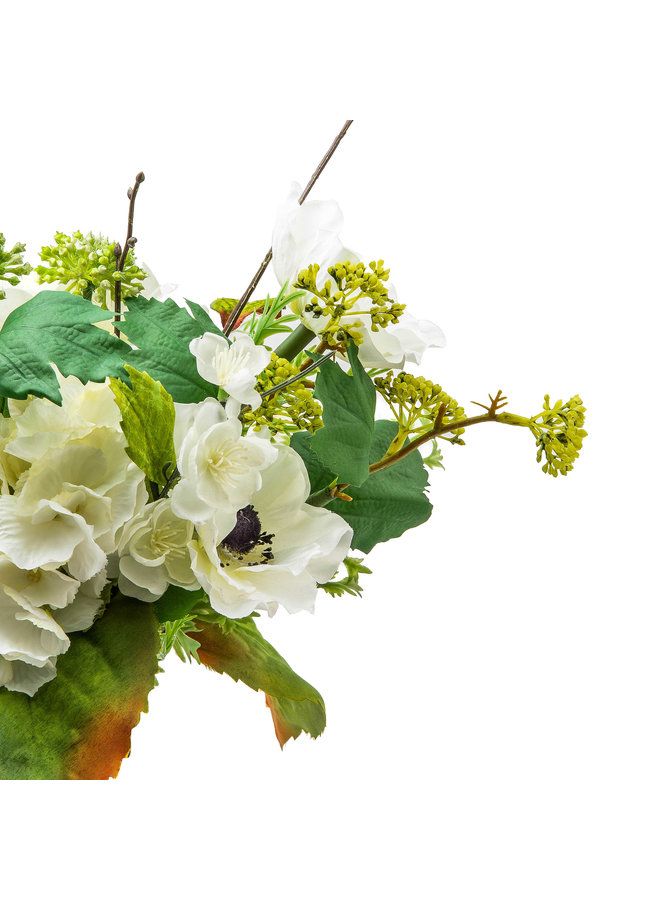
0, 291, 130, 403
0, 596, 160, 780
188, 616, 326, 747
109, 366, 176, 485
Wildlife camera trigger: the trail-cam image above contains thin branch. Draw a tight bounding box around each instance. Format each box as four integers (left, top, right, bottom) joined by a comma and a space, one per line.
113, 171, 145, 336
259, 351, 336, 400
223, 120, 354, 336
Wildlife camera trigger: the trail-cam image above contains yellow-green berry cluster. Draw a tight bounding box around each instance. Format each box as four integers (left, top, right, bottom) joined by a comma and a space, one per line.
374, 371, 465, 444
242, 353, 323, 435
294, 259, 405, 349
0, 234, 31, 300
530, 395, 587, 477
35, 231, 146, 308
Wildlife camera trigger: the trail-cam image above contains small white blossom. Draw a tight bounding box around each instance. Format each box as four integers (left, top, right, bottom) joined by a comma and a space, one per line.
115, 499, 198, 603
171, 398, 277, 534
190, 442, 353, 618
189, 331, 270, 411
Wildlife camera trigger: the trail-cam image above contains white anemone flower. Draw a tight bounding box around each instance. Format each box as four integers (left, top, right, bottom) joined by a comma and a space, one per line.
171, 397, 277, 533
189, 442, 353, 618
115, 499, 198, 602
271, 183, 446, 368
0, 556, 78, 696
189, 332, 271, 412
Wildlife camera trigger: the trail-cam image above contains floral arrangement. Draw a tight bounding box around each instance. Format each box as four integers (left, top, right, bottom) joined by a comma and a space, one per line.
0, 122, 587, 779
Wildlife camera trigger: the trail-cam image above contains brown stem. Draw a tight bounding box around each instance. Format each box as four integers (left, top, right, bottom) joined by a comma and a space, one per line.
223, 120, 354, 336
113, 171, 145, 336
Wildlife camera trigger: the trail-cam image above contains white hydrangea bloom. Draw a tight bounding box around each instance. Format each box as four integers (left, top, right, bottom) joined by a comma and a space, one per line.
5, 369, 122, 463
115, 499, 198, 602
52, 569, 107, 634
0, 416, 28, 494
189, 332, 270, 411
0, 374, 146, 582
0, 494, 105, 582
190, 442, 353, 618
271, 183, 446, 368
171, 398, 277, 534
0, 556, 78, 696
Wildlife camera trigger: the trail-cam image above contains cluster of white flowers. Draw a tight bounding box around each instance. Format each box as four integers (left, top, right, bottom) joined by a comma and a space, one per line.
114, 333, 353, 618
0, 372, 146, 694
0, 331, 353, 696
271, 183, 446, 369
0, 184, 446, 699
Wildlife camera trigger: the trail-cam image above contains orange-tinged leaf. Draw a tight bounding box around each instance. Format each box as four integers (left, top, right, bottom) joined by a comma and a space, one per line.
0, 596, 160, 780
190, 618, 326, 747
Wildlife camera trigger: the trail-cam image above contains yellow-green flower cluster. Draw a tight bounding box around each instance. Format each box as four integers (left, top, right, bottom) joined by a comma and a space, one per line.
294, 259, 405, 349
529, 395, 587, 477
0, 234, 31, 300
242, 353, 323, 435
374, 371, 466, 455
35, 231, 146, 308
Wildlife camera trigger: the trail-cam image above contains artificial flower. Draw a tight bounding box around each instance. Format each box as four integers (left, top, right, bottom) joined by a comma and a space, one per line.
189, 331, 270, 411
190, 442, 353, 618
0, 556, 77, 696
115, 499, 198, 602
271, 183, 446, 367
171, 397, 277, 532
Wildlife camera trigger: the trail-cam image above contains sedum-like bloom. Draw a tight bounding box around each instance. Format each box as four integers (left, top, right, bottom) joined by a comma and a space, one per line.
0, 556, 78, 696
271, 183, 446, 368
115, 499, 198, 602
171, 397, 277, 533
189, 442, 353, 618
189, 331, 271, 411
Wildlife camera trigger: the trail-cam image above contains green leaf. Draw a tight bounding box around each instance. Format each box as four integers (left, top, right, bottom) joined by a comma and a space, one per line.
119, 297, 217, 403
155, 584, 206, 623
290, 431, 337, 495
309, 340, 376, 486
189, 617, 326, 748
185, 300, 227, 337
0, 596, 159, 780
109, 365, 176, 485
327, 419, 433, 552
0, 291, 130, 403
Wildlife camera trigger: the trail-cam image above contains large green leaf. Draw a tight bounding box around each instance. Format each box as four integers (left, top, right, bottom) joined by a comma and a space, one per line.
188, 617, 326, 747
310, 340, 376, 487
109, 365, 176, 485
327, 419, 433, 552
290, 431, 337, 495
0, 291, 130, 403
119, 297, 217, 402
0, 596, 160, 780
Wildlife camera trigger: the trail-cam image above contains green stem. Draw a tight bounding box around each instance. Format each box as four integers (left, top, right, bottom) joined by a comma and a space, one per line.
276, 323, 317, 361
368, 411, 532, 475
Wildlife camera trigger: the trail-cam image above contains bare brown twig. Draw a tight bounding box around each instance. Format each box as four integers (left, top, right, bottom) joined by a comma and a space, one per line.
223, 120, 354, 336
113, 171, 145, 336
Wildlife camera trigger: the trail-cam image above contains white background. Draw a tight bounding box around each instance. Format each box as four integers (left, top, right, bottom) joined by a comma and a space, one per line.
1, 2, 659, 898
